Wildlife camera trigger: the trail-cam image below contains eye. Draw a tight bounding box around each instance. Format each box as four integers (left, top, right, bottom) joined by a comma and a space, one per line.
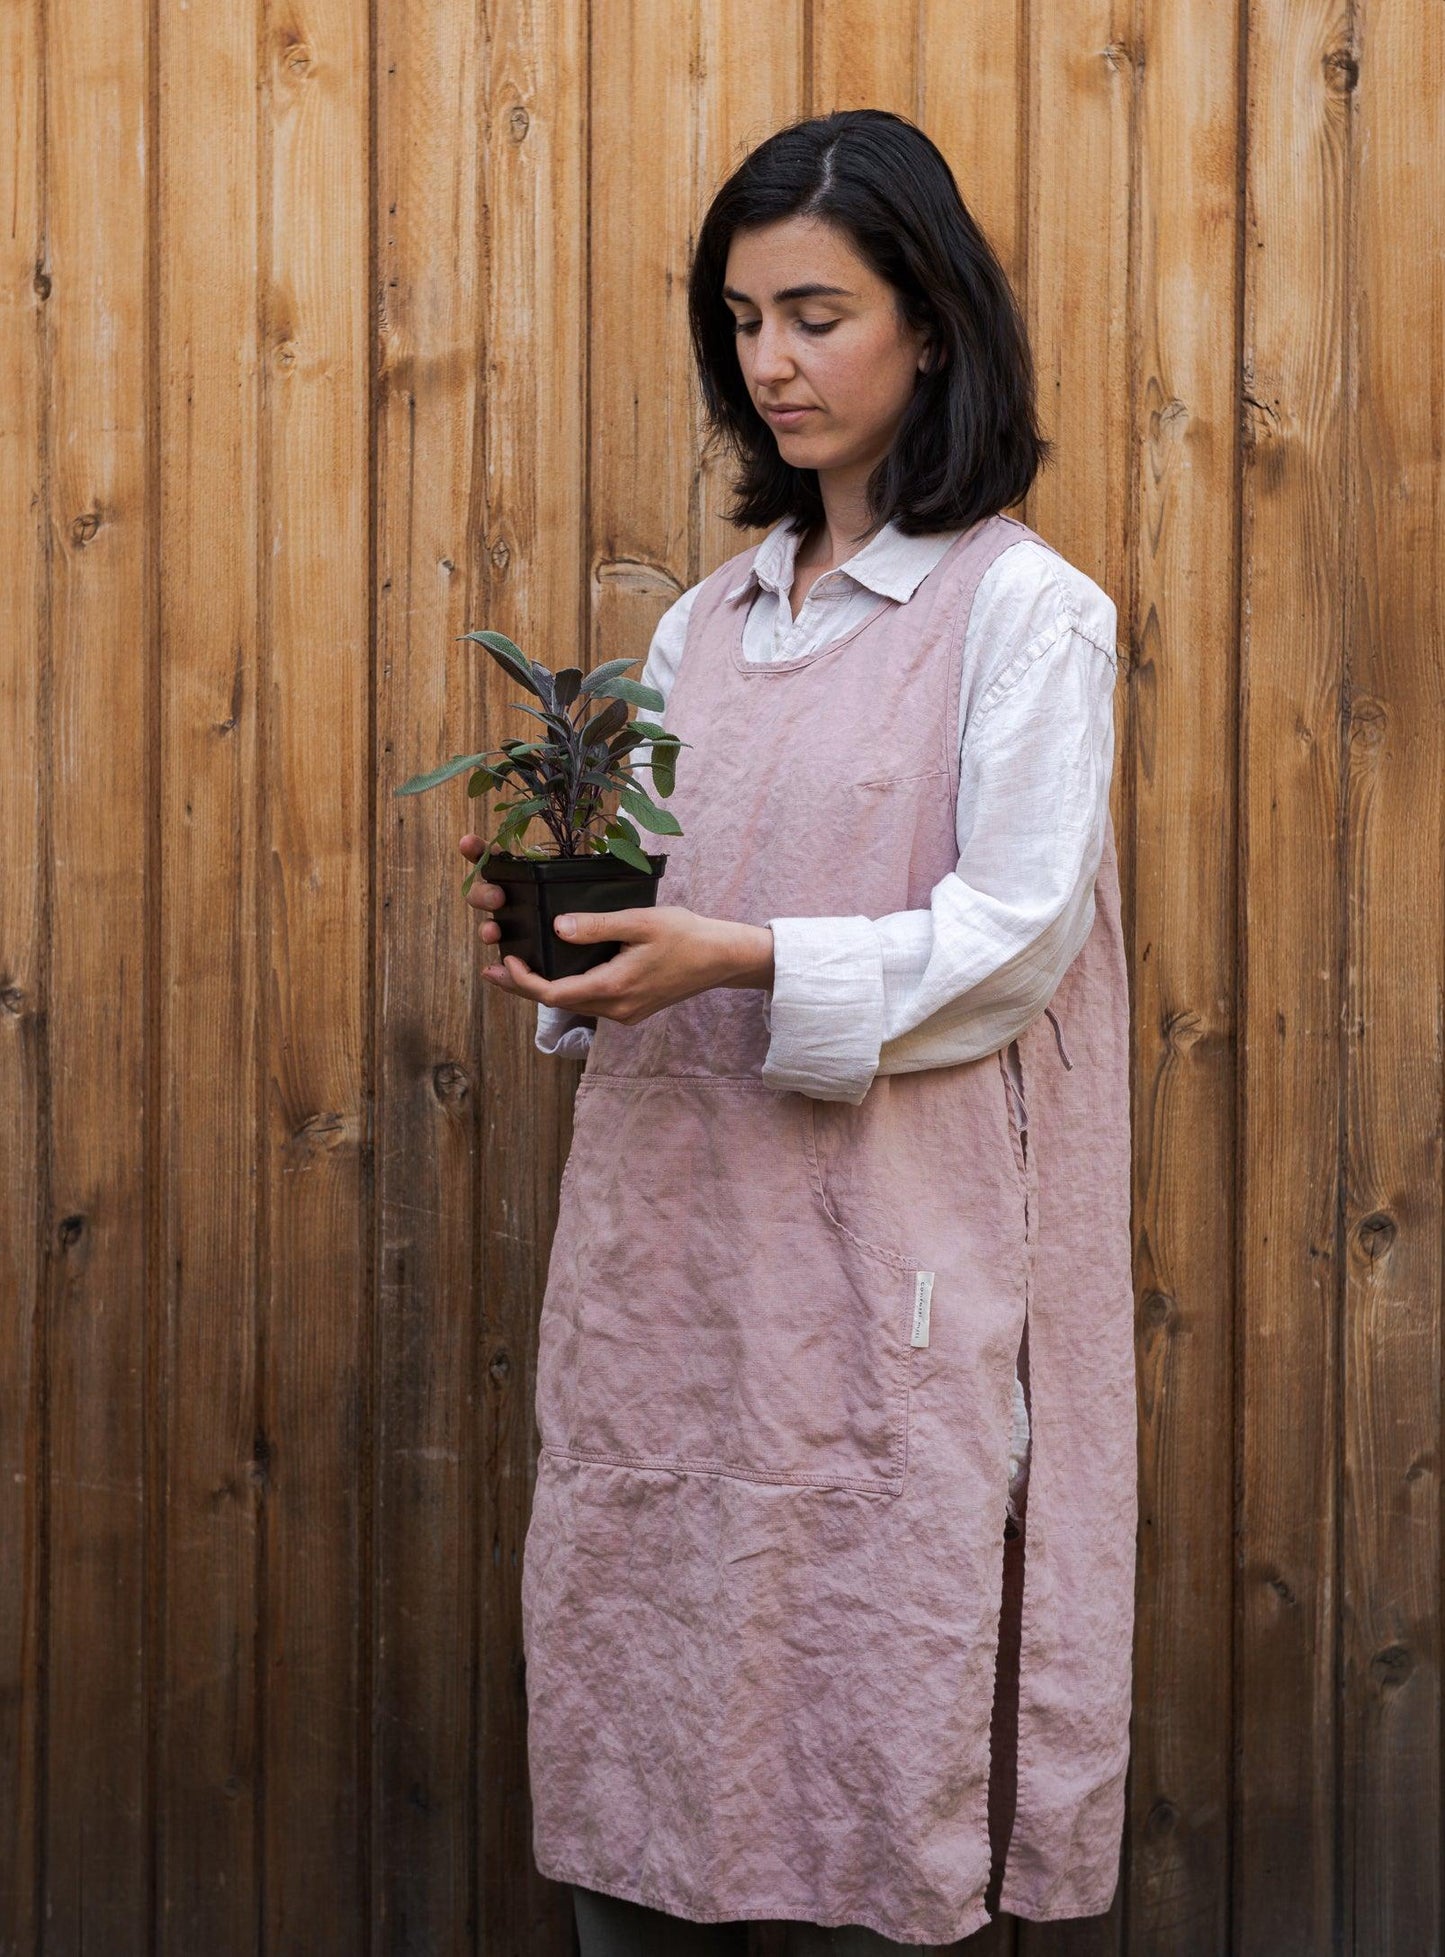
729, 318, 839, 337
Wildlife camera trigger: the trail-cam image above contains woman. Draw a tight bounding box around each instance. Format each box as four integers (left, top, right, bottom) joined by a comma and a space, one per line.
461, 110, 1136, 1952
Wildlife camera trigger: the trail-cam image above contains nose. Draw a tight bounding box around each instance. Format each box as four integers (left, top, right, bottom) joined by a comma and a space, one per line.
749, 317, 796, 386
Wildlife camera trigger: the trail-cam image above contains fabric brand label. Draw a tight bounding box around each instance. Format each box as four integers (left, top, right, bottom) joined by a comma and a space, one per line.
910, 1270, 934, 1348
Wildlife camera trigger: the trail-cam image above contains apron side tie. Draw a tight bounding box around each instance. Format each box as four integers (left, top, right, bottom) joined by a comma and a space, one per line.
1044, 1004, 1073, 1070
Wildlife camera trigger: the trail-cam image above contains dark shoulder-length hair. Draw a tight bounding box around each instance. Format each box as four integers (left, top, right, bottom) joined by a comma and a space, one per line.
687, 108, 1050, 538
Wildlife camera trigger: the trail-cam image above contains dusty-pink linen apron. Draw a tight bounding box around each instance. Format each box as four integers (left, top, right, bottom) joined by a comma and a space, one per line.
521, 512, 1137, 1944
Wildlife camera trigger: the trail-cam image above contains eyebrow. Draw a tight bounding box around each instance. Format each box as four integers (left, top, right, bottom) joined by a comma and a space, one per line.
721, 283, 856, 305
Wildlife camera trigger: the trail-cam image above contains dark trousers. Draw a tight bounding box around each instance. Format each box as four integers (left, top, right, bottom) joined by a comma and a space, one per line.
571, 1884, 937, 1953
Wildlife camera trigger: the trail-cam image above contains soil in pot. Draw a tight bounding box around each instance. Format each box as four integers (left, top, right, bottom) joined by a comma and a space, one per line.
483, 850, 668, 981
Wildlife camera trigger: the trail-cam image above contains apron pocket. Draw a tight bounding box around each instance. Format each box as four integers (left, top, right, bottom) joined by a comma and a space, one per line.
537, 1075, 916, 1497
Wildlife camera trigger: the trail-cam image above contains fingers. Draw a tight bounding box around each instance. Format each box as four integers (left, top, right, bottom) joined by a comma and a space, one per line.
482, 954, 541, 997
552, 905, 653, 942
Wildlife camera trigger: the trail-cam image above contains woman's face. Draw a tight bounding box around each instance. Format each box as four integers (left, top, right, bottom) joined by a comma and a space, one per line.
722, 216, 932, 486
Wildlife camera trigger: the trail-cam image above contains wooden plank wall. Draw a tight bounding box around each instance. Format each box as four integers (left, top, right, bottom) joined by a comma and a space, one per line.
1, 1, 1439, 1953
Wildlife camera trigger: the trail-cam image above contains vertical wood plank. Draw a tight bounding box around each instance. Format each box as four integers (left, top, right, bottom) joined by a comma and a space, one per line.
811, 0, 918, 119
154, 0, 264, 1947
1235, 3, 1351, 1950
40, 0, 153, 1945
922, 0, 1026, 298
1339, 3, 1443, 1947
372, 0, 486, 1946
475, 0, 590, 1949
1124, 0, 1241, 1950
1024, 0, 1134, 609
693, 3, 807, 580
588, 0, 694, 667
260, 0, 372, 1943
0, 0, 46, 1946
1019, 6, 1134, 1954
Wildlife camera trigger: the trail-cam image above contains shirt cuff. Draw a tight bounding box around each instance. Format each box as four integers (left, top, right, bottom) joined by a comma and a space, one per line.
535, 1004, 596, 1059
760, 915, 886, 1104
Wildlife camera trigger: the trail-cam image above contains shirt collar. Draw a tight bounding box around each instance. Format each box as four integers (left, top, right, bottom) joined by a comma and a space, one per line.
724, 516, 963, 608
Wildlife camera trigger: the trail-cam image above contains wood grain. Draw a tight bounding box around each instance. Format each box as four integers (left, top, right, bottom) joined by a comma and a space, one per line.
258, 0, 371, 1944
41, 1, 151, 1946
1339, 1, 1442, 1944
373, 0, 487, 1947
0, 0, 45, 1947
1125, 0, 1241, 1949
1236, 2, 1351, 1948
155, 0, 264, 1945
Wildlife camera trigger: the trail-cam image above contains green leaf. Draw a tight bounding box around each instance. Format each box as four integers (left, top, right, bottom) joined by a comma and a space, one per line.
618, 784, 683, 835
393, 751, 495, 796
603, 831, 654, 873
528, 660, 558, 706
640, 733, 680, 797
578, 696, 630, 746
587, 676, 665, 711
510, 702, 581, 743
575, 657, 640, 699
605, 812, 643, 846
459, 629, 548, 702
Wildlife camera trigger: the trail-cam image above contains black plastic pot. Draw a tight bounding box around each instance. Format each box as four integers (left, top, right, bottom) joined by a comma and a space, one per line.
482, 850, 668, 981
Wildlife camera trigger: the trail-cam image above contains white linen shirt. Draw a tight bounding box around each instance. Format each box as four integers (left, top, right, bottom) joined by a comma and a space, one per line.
530, 514, 1120, 1514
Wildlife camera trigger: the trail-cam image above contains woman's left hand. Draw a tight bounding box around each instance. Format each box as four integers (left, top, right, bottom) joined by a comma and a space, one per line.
478, 901, 776, 1022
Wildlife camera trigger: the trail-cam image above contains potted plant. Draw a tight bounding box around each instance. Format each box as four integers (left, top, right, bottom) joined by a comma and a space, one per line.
393, 629, 690, 981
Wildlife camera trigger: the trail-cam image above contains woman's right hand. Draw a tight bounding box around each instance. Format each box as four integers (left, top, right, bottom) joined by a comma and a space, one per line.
459, 834, 505, 949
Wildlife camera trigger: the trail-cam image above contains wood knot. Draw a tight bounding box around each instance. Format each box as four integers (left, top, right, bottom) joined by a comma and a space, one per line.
248, 1429, 272, 1490
489, 538, 511, 572
431, 1061, 470, 1105
0, 983, 24, 1014
488, 1347, 512, 1387
283, 42, 312, 75
284, 1111, 347, 1168
1161, 1006, 1205, 1054
1348, 693, 1387, 748
274, 340, 298, 371
69, 511, 100, 547
58, 1213, 85, 1250
1264, 1567, 1297, 1608
1357, 1211, 1396, 1258
508, 105, 531, 142
1153, 396, 1189, 439
1323, 46, 1359, 92
33, 262, 51, 302
1370, 1642, 1412, 1690
1145, 1798, 1178, 1838
1141, 1289, 1176, 1332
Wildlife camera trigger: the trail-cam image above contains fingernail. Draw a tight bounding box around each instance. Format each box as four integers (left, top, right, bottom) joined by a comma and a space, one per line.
556, 916, 575, 937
